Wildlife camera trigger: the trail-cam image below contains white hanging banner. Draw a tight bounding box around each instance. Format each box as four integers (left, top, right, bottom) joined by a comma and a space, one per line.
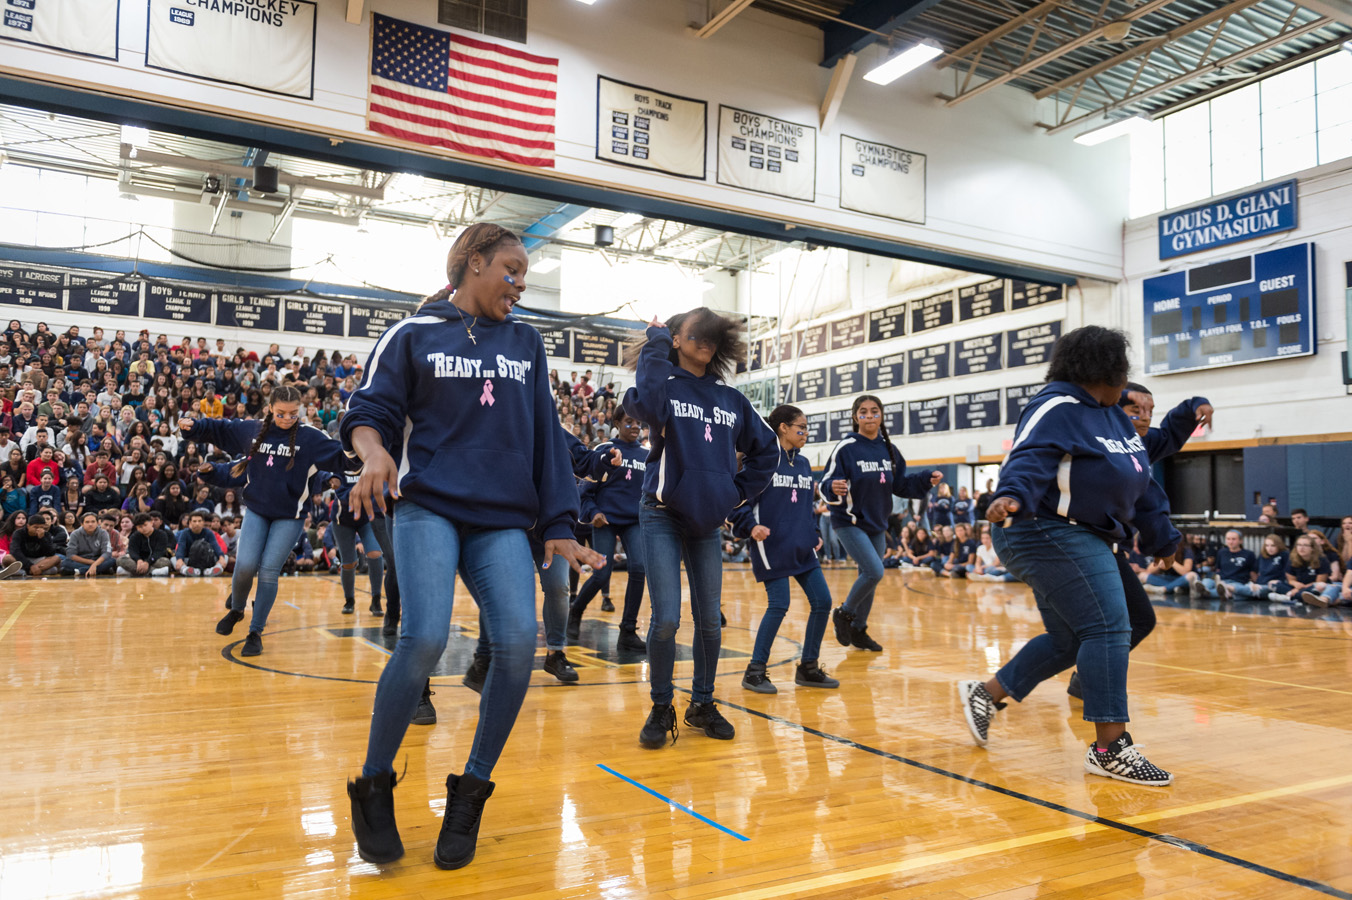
839, 134, 926, 225
717, 105, 816, 202
596, 76, 706, 179
146, 0, 317, 99
1, 0, 118, 60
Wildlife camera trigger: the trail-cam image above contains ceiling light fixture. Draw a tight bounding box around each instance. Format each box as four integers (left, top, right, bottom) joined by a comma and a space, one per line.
1073, 115, 1151, 146
863, 40, 943, 86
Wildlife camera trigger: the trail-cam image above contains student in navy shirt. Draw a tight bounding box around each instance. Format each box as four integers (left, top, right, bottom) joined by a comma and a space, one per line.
904, 527, 936, 568
340, 224, 601, 870
928, 483, 953, 529
960, 326, 1180, 786
569, 405, 648, 653
940, 522, 978, 578
624, 308, 778, 749
822, 394, 942, 651
1237, 533, 1289, 600
1285, 533, 1342, 607
183, 383, 346, 656
1203, 530, 1258, 600
728, 405, 840, 694
1143, 543, 1197, 594
953, 486, 976, 527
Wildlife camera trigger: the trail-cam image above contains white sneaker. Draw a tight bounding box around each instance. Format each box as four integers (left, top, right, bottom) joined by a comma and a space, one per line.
0, 560, 21, 579
1267, 592, 1289, 602
1142, 583, 1165, 595
151, 566, 170, 577
1084, 733, 1173, 786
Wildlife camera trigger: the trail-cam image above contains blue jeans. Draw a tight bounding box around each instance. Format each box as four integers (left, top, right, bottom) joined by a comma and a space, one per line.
363, 502, 536, 781
468, 541, 572, 655
574, 522, 646, 630
1146, 572, 1191, 592
1228, 579, 1269, 599
992, 518, 1131, 723
819, 515, 843, 560
332, 518, 390, 602
834, 525, 886, 628
751, 566, 831, 665
970, 563, 1019, 582
61, 557, 115, 575
230, 511, 305, 634
1297, 583, 1342, 603
641, 498, 722, 706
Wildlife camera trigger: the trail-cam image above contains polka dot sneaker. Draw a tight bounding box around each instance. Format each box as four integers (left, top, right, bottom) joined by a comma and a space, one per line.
1084, 732, 1173, 786
959, 679, 1006, 747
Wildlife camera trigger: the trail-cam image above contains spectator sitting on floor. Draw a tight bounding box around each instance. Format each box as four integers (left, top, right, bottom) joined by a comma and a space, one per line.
61, 511, 115, 578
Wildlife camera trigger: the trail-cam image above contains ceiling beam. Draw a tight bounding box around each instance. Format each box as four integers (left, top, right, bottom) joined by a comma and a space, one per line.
120, 145, 386, 200
1296, 0, 1352, 27
821, 0, 948, 68
819, 54, 857, 132
696, 0, 756, 38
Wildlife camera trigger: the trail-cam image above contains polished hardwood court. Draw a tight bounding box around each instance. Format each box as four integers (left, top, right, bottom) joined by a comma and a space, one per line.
3, 564, 1351, 899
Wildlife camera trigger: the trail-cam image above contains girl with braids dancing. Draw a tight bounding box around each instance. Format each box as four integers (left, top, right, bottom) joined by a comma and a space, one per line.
182, 384, 346, 657
341, 223, 602, 871
821, 394, 942, 652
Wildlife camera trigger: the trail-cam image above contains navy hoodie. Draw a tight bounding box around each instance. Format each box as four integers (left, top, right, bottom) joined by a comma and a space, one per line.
728, 446, 820, 582
579, 437, 646, 527
187, 418, 345, 520
341, 299, 578, 542
820, 432, 933, 534
623, 326, 778, 534
995, 382, 1179, 557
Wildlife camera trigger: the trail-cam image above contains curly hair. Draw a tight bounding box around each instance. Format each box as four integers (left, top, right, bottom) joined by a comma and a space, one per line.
1045, 325, 1130, 388
420, 223, 523, 307
624, 307, 746, 382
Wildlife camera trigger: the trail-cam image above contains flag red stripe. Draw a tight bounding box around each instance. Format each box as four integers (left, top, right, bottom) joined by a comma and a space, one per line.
443, 82, 552, 117
369, 103, 555, 151
449, 68, 557, 101
448, 32, 557, 68
370, 85, 554, 134
448, 49, 557, 84
369, 121, 554, 168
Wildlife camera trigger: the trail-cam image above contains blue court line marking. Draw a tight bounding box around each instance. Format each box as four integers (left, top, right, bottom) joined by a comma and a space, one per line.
357, 636, 392, 656
597, 764, 750, 842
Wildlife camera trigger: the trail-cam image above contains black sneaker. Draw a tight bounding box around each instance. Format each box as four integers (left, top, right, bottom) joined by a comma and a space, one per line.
434, 772, 495, 870
959, 679, 1006, 747
216, 608, 244, 636
684, 700, 735, 740
347, 770, 403, 864
1084, 732, 1173, 786
639, 702, 678, 748
831, 606, 854, 647
565, 608, 582, 642
795, 660, 839, 689
369, 599, 384, 616
600, 596, 615, 612
617, 627, 647, 653
850, 625, 883, 651
341, 599, 355, 615
463, 654, 489, 695
412, 680, 436, 725
720, 611, 727, 627
543, 649, 579, 683
241, 631, 263, 657
741, 662, 776, 694
382, 615, 399, 638
1067, 670, 1083, 700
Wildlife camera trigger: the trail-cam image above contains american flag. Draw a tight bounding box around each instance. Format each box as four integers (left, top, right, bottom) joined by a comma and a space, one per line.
367, 14, 557, 168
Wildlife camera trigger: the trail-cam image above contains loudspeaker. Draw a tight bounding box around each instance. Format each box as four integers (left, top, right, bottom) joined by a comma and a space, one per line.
594, 225, 614, 247
253, 165, 279, 194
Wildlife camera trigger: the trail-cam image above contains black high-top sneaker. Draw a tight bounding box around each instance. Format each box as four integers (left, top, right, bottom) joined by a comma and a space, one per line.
342, 598, 355, 615
347, 770, 403, 864
741, 662, 776, 694
382, 613, 399, 638
639, 702, 678, 748
369, 598, 384, 616
463, 654, 489, 695
684, 700, 735, 739
600, 595, 615, 612
411, 679, 436, 725
831, 606, 854, 646
616, 626, 647, 653
434, 772, 496, 870
794, 660, 839, 688
849, 624, 883, 651
216, 608, 244, 635
566, 606, 583, 642
241, 631, 263, 657
543, 650, 579, 683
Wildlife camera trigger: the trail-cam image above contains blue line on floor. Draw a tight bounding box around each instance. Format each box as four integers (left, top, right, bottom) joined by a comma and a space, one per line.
597, 764, 749, 842
358, 637, 392, 656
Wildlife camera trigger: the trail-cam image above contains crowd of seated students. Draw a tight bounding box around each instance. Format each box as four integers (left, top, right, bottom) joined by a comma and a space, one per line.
550, 367, 628, 450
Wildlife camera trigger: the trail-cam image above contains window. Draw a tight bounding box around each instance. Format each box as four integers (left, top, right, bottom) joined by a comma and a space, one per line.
1210, 85, 1260, 195
1260, 66, 1316, 178
1163, 104, 1211, 208
438, 0, 528, 43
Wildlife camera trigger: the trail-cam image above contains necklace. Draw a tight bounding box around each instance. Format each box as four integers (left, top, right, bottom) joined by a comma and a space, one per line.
454, 302, 478, 346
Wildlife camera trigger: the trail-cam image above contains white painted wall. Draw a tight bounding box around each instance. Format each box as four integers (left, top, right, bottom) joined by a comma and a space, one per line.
0, 0, 1130, 281
1120, 158, 1352, 445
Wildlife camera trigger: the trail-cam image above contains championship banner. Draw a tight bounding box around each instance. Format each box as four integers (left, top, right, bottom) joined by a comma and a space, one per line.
146, 0, 317, 99
717, 106, 816, 201
2, 0, 118, 59
839, 135, 925, 225
596, 77, 706, 179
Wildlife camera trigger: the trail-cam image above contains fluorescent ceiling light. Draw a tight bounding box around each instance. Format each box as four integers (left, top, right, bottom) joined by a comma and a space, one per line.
573, 0, 599, 4
1073, 115, 1152, 146
863, 41, 943, 85
120, 125, 150, 147
533, 257, 561, 273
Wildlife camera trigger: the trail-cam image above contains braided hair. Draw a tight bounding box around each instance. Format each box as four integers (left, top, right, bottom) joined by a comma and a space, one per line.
420, 223, 523, 307
851, 394, 902, 472
231, 384, 302, 477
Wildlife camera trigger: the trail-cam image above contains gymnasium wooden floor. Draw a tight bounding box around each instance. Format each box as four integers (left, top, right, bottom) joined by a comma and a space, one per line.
3, 564, 1352, 900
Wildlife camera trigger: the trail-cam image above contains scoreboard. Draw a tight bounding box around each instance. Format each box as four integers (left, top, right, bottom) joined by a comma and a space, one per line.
1143, 243, 1315, 375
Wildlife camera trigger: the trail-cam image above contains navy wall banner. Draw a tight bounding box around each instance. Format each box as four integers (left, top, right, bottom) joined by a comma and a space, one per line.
865, 352, 905, 391
958, 279, 1006, 321
0, 265, 63, 310
910, 290, 954, 334
908, 396, 950, 434
1004, 383, 1043, 425
1010, 280, 1065, 310
798, 323, 828, 357
348, 302, 405, 340
829, 314, 867, 350
762, 334, 795, 368
1158, 179, 1298, 260
144, 283, 211, 323
907, 343, 951, 383
571, 333, 623, 366
805, 412, 828, 445
867, 303, 906, 343
539, 330, 571, 359
1142, 242, 1315, 375
67, 274, 140, 317
883, 402, 905, 436
829, 408, 853, 441
953, 333, 1003, 377
830, 360, 864, 396
793, 367, 828, 403
284, 299, 346, 337
216, 292, 280, 332
954, 390, 1001, 430
1006, 321, 1061, 368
